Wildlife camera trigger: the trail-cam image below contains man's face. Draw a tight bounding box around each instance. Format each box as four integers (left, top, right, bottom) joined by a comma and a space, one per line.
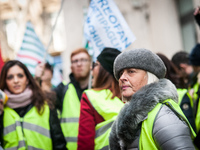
71, 52, 91, 80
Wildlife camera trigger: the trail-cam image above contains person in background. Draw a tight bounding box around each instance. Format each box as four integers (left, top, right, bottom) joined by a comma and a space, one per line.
35, 62, 57, 107
53, 48, 91, 150
171, 51, 194, 88
193, 6, 200, 149
77, 47, 124, 150
0, 60, 67, 150
109, 48, 195, 150
188, 43, 200, 139
157, 53, 196, 132
35, 62, 54, 91
157, 53, 186, 89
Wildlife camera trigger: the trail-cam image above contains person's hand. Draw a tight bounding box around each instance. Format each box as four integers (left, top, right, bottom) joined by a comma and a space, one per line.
194, 7, 200, 16
35, 63, 45, 78
0, 99, 4, 115
194, 7, 200, 27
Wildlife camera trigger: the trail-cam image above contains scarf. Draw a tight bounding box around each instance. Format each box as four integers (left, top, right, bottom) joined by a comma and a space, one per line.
4, 87, 33, 109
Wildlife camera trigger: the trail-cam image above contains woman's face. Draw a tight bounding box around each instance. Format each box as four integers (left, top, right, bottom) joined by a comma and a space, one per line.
92, 61, 100, 87
6, 65, 29, 94
119, 68, 148, 102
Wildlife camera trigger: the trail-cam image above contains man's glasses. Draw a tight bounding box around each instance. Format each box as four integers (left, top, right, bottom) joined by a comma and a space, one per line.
71, 58, 89, 65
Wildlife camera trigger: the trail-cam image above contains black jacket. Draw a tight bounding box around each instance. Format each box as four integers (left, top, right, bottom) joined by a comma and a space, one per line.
0, 103, 67, 150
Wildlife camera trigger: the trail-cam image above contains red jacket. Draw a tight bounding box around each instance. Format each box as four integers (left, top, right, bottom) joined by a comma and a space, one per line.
77, 93, 104, 150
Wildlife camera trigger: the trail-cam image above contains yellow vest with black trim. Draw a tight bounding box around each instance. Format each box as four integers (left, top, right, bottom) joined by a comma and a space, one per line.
85, 89, 124, 150
60, 83, 80, 150
3, 104, 52, 150
139, 99, 196, 150
188, 82, 200, 133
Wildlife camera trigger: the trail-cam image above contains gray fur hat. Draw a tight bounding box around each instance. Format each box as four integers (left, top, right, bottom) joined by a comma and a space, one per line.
114, 48, 166, 80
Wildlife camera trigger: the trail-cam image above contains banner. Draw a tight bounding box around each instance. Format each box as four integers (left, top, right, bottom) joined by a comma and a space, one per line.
84, 0, 136, 60
16, 21, 62, 87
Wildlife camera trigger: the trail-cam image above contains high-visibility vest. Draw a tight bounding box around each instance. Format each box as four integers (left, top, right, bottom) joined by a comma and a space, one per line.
192, 83, 200, 132
3, 104, 52, 150
60, 83, 80, 150
177, 88, 188, 105
85, 89, 124, 150
187, 82, 200, 133
177, 88, 196, 131
139, 99, 196, 150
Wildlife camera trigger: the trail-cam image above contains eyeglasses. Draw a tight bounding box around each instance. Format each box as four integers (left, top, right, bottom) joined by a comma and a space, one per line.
71, 58, 89, 65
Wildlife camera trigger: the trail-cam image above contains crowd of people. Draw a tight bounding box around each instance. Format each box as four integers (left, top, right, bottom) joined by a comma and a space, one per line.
0, 6, 200, 150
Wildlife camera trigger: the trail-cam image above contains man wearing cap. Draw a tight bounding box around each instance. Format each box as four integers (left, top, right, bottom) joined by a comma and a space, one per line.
109, 48, 196, 149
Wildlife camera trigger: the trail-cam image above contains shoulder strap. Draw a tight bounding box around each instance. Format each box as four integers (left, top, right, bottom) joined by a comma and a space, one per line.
163, 100, 196, 139
62, 83, 69, 98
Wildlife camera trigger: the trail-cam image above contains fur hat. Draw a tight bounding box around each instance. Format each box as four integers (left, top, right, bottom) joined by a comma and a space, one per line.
114, 48, 166, 80
189, 44, 200, 66
97, 47, 121, 76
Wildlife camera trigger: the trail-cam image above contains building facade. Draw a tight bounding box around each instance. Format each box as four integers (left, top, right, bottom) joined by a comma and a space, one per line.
0, 0, 199, 82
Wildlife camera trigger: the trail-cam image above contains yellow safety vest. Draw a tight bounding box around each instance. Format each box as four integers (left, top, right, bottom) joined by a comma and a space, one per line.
85, 89, 124, 150
177, 88, 188, 105
3, 104, 52, 150
139, 99, 196, 150
188, 83, 200, 132
60, 83, 80, 150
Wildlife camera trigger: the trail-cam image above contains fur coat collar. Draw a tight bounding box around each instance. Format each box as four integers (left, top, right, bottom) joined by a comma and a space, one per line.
110, 79, 178, 148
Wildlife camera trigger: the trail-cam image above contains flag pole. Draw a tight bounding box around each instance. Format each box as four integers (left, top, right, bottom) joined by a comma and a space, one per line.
43, 0, 65, 62
88, 56, 93, 89
37, 0, 65, 85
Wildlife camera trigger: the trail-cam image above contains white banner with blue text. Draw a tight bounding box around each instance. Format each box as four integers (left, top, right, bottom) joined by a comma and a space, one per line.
84, 0, 136, 60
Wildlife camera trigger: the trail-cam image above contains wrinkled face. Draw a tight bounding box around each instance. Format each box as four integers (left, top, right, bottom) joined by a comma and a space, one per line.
119, 68, 148, 102
6, 65, 29, 94
91, 61, 100, 87
71, 52, 91, 81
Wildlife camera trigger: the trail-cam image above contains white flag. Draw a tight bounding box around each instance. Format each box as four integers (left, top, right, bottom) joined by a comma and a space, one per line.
84, 0, 136, 60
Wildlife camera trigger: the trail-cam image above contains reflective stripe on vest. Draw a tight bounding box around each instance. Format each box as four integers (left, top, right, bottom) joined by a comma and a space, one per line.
60, 83, 80, 150
3, 105, 52, 150
85, 89, 124, 150
139, 99, 196, 150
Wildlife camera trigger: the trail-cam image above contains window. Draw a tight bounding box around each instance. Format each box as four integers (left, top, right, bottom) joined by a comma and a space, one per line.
177, 0, 196, 52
